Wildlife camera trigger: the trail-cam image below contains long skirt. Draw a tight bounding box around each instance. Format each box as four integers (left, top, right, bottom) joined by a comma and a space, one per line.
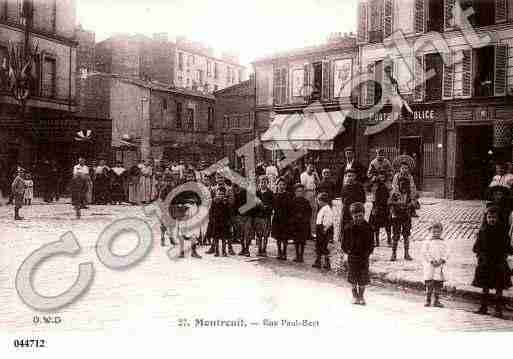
128, 182, 139, 204
86, 177, 93, 204
139, 176, 153, 203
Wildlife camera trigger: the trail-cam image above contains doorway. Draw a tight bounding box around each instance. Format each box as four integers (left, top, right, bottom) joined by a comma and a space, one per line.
399, 136, 423, 189
456, 125, 493, 200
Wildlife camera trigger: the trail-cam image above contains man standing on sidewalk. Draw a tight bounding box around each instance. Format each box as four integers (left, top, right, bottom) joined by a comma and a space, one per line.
301, 163, 319, 238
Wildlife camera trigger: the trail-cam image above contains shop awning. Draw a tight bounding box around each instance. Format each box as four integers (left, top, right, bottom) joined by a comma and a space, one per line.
364, 113, 398, 136
261, 111, 347, 151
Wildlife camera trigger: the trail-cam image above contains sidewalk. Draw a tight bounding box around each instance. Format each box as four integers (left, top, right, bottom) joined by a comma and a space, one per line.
359, 198, 513, 301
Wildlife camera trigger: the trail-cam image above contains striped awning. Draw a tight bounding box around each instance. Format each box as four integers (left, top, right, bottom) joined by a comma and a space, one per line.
261, 111, 347, 151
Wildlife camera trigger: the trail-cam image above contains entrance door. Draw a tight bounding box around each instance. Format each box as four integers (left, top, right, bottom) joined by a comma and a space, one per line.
456, 125, 493, 200
399, 136, 422, 189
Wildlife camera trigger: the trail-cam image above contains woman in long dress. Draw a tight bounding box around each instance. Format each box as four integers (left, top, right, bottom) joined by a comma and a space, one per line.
127, 165, 141, 205
138, 159, 154, 204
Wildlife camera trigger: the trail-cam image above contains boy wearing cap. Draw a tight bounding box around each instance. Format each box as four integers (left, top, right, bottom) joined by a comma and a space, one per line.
342, 202, 374, 305
290, 183, 312, 263
211, 186, 232, 257
313, 192, 334, 269
254, 176, 274, 257
11, 168, 27, 220
341, 169, 366, 231
272, 177, 293, 260
389, 176, 415, 261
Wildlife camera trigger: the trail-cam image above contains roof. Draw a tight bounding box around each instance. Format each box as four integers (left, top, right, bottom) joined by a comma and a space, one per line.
81, 72, 215, 100
213, 79, 253, 96
252, 36, 357, 64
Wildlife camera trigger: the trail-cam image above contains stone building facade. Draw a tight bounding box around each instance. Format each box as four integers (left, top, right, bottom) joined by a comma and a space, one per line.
357, 0, 513, 199
0, 0, 81, 172
214, 78, 257, 168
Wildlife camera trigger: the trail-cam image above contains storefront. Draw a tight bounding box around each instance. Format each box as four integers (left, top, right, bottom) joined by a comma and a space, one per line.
363, 104, 447, 197
260, 109, 353, 173
447, 99, 513, 200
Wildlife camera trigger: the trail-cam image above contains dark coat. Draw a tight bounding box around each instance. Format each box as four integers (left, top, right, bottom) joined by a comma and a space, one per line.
341, 182, 366, 223
272, 191, 293, 240
254, 189, 274, 218
342, 221, 375, 285
318, 178, 337, 201
472, 223, 513, 290
290, 197, 312, 243
335, 160, 367, 196
369, 182, 390, 229
210, 198, 231, 239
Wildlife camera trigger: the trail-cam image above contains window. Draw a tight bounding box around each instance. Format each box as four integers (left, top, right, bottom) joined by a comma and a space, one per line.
178, 52, 184, 71
368, 0, 383, 44
187, 108, 194, 130
312, 62, 323, 100
238, 69, 243, 83
207, 106, 214, 131
273, 68, 288, 105
291, 68, 305, 98
214, 63, 219, 79
188, 55, 193, 67
424, 53, 443, 101
0, 0, 7, 20
473, 46, 495, 97
468, 0, 496, 28
224, 115, 229, 129
162, 98, 168, 110
427, 0, 444, 33
42, 56, 56, 98
199, 69, 204, 84
207, 61, 212, 77
176, 102, 182, 129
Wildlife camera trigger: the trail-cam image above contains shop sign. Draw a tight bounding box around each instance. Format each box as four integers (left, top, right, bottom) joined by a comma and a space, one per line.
367, 108, 438, 126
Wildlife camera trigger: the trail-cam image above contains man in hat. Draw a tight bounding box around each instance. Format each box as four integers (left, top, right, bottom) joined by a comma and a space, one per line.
336, 146, 366, 197
12, 167, 27, 220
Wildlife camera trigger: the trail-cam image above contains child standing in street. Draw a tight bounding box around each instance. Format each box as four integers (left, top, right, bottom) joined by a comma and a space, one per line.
388, 177, 415, 261
211, 186, 232, 257
369, 172, 391, 247
71, 173, 88, 219
254, 176, 274, 257
11, 167, 27, 221
290, 184, 312, 263
421, 222, 448, 308
313, 192, 334, 270
272, 177, 293, 261
341, 169, 366, 231
472, 205, 513, 318
24, 172, 34, 206
342, 202, 374, 305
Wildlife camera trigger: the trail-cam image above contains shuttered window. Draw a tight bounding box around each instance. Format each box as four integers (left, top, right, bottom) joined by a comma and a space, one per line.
208, 107, 214, 131
496, 0, 507, 23
0, 0, 7, 19
494, 44, 508, 97
427, 0, 443, 32
444, 0, 455, 30
414, 55, 424, 101
414, 0, 425, 34
383, 0, 394, 38
442, 51, 454, 99
461, 49, 472, 98
365, 63, 375, 106
176, 102, 182, 129
41, 56, 56, 98
357, 1, 369, 43
273, 68, 288, 105
369, 0, 383, 43
187, 108, 194, 130
321, 60, 331, 100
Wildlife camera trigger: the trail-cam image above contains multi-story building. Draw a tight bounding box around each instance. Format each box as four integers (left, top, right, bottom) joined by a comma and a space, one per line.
0, 0, 84, 172
357, 0, 513, 199
175, 36, 245, 93
78, 72, 217, 167
92, 33, 246, 94
214, 77, 257, 168
253, 33, 359, 171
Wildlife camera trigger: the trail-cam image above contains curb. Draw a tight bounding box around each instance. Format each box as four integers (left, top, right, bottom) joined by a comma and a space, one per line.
368, 269, 513, 306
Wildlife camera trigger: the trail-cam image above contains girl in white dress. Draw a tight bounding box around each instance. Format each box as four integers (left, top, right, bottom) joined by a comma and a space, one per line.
24, 173, 34, 205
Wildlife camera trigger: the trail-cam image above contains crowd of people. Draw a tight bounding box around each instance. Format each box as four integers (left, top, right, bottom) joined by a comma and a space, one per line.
3, 147, 513, 316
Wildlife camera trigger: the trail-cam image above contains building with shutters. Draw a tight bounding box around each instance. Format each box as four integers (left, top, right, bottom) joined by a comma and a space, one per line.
0, 0, 88, 175
357, 0, 513, 199
253, 33, 359, 172
93, 33, 246, 94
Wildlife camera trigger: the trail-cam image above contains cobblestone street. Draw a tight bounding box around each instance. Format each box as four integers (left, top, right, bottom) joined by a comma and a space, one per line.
1, 199, 513, 333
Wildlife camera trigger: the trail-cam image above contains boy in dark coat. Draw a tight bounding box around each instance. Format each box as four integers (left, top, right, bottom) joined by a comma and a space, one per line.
71, 173, 88, 219
11, 168, 27, 220
211, 186, 232, 257
290, 183, 312, 263
341, 169, 366, 230
342, 202, 375, 305
272, 177, 293, 260
472, 205, 513, 318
